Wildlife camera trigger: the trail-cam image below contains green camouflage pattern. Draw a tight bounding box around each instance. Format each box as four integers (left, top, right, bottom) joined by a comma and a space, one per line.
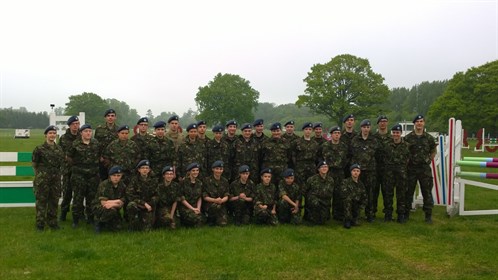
126, 174, 159, 230
253, 183, 278, 225
229, 179, 255, 224
202, 176, 230, 225
341, 177, 367, 222
178, 179, 203, 227
303, 174, 334, 224
178, 138, 207, 177
92, 179, 126, 229
276, 180, 302, 224
292, 137, 319, 184
149, 136, 177, 177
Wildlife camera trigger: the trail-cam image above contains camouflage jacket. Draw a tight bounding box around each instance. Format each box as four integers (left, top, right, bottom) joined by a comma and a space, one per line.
32, 142, 64, 174
93, 179, 126, 206
340, 177, 367, 206
252, 133, 268, 145
102, 139, 141, 172
373, 131, 392, 168
234, 137, 260, 174
304, 174, 334, 206
277, 180, 302, 202
350, 134, 380, 171
206, 139, 230, 172
260, 137, 291, 167
157, 180, 180, 207
59, 129, 80, 153
282, 133, 299, 144
94, 123, 118, 155
405, 131, 437, 166
149, 136, 177, 174
165, 130, 184, 152
178, 138, 207, 175
66, 138, 100, 174
292, 137, 319, 165
385, 138, 410, 169
321, 141, 349, 170
179, 179, 203, 206
131, 132, 155, 161
254, 183, 277, 207
230, 179, 255, 198
202, 176, 230, 199
126, 174, 159, 207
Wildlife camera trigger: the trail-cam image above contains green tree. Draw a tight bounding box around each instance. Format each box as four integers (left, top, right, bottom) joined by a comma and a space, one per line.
296, 54, 389, 125
428, 60, 498, 135
106, 98, 139, 126
195, 73, 260, 125
65, 92, 107, 127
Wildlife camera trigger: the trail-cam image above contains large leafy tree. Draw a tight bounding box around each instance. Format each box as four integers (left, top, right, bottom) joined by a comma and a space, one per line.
296, 54, 389, 125
428, 60, 498, 135
195, 73, 260, 125
65, 92, 107, 127
106, 98, 140, 127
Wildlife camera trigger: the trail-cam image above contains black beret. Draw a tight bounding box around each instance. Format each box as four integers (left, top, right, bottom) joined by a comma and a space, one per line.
260, 167, 272, 175
167, 115, 179, 123
316, 161, 328, 169
212, 125, 224, 133
108, 166, 123, 175
270, 122, 281, 131
186, 162, 201, 171
360, 119, 371, 127
186, 123, 197, 131
136, 159, 150, 169
137, 117, 149, 124
329, 126, 341, 133
413, 114, 424, 123
238, 165, 250, 173
342, 114, 354, 123
284, 120, 295, 127
240, 123, 252, 131
253, 119, 264, 126
377, 115, 388, 124
302, 122, 313, 130
226, 120, 237, 127
162, 165, 174, 175
282, 168, 295, 178
79, 124, 92, 132
211, 160, 224, 168
153, 121, 167, 129
44, 125, 57, 135
196, 120, 206, 126
66, 116, 79, 125
313, 122, 323, 129
117, 125, 129, 132
350, 163, 361, 171
104, 109, 116, 116
391, 124, 402, 131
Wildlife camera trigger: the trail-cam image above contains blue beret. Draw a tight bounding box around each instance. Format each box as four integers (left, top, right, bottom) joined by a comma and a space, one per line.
302, 122, 313, 130
162, 165, 174, 175
136, 159, 150, 169
377, 115, 388, 124
270, 122, 281, 131
253, 119, 264, 126
117, 125, 129, 132
108, 166, 123, 175
313, 122, 323, 129
342, 114, 354, 123
104, 109, 116, 116
350, 163, 361, 171
391, 124, 402, 131
153, 121, 167, 129
226, 120, 237, 127
211, 160, 224, 168
260, 167, 272, 175
186, 123, 197, 131
316, 161, 328, 169
67, 116, 79, 125
360, 119, 371, 127
79, 124, 92, 132
284, 120, 295, 127
212, 125, 224, 133
44, 125, 57, 135
186, 162, 201, 171
137, 117, 149, 124
413, 114, 424, 123
238, 165, 250, 173
241, 123, 252, 131
196, 120, 206, 126
329, 126, 341, 133
282, 168, 295, 178
168, 115, 179, 123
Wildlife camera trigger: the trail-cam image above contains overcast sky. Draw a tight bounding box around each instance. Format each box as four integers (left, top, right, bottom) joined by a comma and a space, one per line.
0, 0, 496, 117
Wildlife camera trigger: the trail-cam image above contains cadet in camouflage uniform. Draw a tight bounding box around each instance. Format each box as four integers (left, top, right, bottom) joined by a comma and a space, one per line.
282, 120, 299, 144
229, 165, 255, 225
206, 125, 230, 179
322, 126, 349, 221
276, 169, 302, 224
341, 164, 367, 229
350, 119, 380, 222
260, 122, 291, 186
131, 117, 155, 161
373, 115, 391, 221
303, 161, 334, 225
253, 168, 278, 225
202, 161, 230, 226
94, 109, 118, 180
126, 160, 158, 231
222, 120, 241, 182
340, 114, 357, 178
32, 125, 64, 231
178, 163, 204, 227
155, 166, 179, 229
252, 118, 268, 144
93, 166, 126, 233
384, 124, 410, 223
58, 115, 80, 221
196, 120, 210, 145
66, 124, 100, 227
165, 115, 184, 152
291, 122, 319, 185
234, 123, 261, 183
149, 121, 177, 178
313, 122, 327, 145
404, 115, 437, 223
178, 123, 207, 180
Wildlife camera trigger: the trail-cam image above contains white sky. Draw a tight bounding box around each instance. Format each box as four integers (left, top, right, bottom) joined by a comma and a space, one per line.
0, 0, 497, 117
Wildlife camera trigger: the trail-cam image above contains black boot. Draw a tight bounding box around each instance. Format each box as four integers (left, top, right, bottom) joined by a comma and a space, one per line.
59, 210, 67, 222
405, 212, 410, 221
95, 222, 102, 234
397, 214, 406, 224
425, 213, 433, 224
343, 220, 351, 229
384, 214, 393, 222
72, 218, 79, 229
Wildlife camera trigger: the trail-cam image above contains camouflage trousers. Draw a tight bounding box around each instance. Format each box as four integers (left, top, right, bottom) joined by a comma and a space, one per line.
203, 202, 228, 226
304, 198, 331, 225
295, 161, 316, 186
384, 168, 407, 215
155, 205, 177, 228
343, 197, 361, 222
33, 172, 61, 228
276, 199, 301, 224
254, 206, 278, 225
94, 206, 122, 230
71, 172, 99, 221
60, 169, 73, 214
228, 200, 253, 225
406, 165, 434, 214
359, 170, 377, 218
330, 168, 345, 220
373, 167, 387, 215
127, 202, 155, 231
178, 205, 203, 227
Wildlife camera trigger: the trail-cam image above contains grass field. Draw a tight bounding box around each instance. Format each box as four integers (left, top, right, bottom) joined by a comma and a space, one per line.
1, 128, 498, 279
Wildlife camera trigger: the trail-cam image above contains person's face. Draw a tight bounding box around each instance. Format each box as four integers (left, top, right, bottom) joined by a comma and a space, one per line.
169, 121, 179, 132
138, 122, 148, 133
378, 120, 388, 130
155, 127, 165, 137
284, 176, 294, 185
214, 132, 223, 141
81, 128, 93, 141
106, 113, 116, 125
118, 130, 129, 140
318, 165, 329, 175
271, 129, 281, 139
69, 121, 80, 133
110, 173, 123, 184
345, 118, 355, 128
331, 131, 341, 141
242, 128, 252, 139
188, 129, 198, 139
303, 127, 312, 138
46, 130, 57, 141
212, 167, 224, 177
197, 124, 207, 135
351, 168, 361, 179
285, 124, 294, 135
415, 119, 425, 130
163, 171, 174, 183
138, 165, 150, 176
314, 127, 323, 137
392, 130, 401, 141
240, 172, 250, 181
261, 173, 272, 185
361, 125, 371, 135
189, 168, 200, 179
255, 124, 264, 134
227, 125, 237, 135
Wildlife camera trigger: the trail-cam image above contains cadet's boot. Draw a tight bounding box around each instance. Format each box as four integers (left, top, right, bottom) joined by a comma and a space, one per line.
59, 210, 67, 222
72, 218, 79, 229
384, 214, 393, 222
86, 216, 94, 225
397, 214, 406, 224
425, 213, 433, 224
343, 220, 351, 229
94, 222, 102, 234
405, 212, 410, 221
367, 216, 375, 223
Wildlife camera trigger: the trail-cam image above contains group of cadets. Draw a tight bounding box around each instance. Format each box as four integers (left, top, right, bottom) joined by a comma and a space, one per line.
32, 109, 437, 232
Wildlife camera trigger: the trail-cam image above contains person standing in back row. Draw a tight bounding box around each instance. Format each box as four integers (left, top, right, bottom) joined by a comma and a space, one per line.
95, 109, 118, 180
